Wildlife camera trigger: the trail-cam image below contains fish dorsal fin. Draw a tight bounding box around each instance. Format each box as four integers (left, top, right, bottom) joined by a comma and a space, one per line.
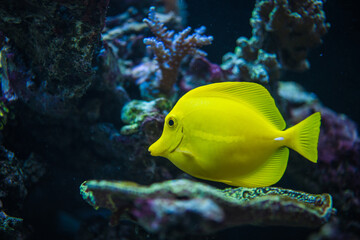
227, 147, 289, 187
182, 82, 285, 130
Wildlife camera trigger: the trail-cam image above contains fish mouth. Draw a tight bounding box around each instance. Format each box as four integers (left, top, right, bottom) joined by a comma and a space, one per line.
170, 127, 184, 153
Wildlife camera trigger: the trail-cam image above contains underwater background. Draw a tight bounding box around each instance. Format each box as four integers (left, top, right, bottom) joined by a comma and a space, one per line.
0, 0, 359, 239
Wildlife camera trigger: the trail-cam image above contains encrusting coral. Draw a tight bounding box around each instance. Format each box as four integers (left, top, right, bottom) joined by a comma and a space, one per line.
143, 7, 213, 97
80, 179, 335, 237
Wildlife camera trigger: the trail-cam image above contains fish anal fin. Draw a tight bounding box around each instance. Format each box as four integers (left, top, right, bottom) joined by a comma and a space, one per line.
175, 147, 194, 158
182, 82, 286, 130
226, 147, 289, 187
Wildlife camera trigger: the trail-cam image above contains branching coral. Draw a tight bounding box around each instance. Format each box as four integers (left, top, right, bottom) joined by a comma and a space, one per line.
143, 7, 213, 96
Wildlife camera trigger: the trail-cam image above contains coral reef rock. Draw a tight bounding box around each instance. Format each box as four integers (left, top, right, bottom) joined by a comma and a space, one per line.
0, 0, 109, 102
0, 208, 23, 233
80, 179, 335, 237
250, 0, 330, 71
120, 98, 171, 135
222, 0, 330, 86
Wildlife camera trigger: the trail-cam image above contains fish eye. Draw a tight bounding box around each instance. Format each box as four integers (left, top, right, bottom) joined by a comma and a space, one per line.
167, 117, 177, 128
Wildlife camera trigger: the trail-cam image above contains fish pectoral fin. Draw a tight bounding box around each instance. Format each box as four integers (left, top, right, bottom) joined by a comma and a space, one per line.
176, 147, 195, 159
229, 147, 289, 187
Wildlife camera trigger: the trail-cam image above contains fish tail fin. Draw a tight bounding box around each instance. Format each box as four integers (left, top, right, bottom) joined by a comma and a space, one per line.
285, 112, 321, 163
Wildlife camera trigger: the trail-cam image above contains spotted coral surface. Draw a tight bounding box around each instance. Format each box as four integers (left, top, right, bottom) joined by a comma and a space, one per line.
80, 179, 335, 236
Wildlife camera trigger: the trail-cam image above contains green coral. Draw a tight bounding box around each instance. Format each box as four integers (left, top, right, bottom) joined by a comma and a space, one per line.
80, 179, 335, 235
221, 37, 281, 84
120, 98, 172, 135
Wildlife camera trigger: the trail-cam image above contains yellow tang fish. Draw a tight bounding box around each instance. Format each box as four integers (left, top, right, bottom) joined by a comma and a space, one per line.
148, 82, 321, 187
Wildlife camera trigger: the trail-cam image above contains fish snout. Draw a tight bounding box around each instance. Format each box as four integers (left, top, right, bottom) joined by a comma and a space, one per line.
148, 140, 164, 157
148, 143, 156, 156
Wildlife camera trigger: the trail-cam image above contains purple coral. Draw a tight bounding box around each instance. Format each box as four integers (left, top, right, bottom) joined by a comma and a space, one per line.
143, 7, 213, 96
80, 179, 335, 237
132, 198, 224, 235
286, 101, 360, 238
181, 56, 227, 92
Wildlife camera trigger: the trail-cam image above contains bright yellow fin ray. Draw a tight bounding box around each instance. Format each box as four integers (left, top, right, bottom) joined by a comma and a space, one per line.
181, 82, 286, 130
226, 147, 289, 187
285, 112, 321, 163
